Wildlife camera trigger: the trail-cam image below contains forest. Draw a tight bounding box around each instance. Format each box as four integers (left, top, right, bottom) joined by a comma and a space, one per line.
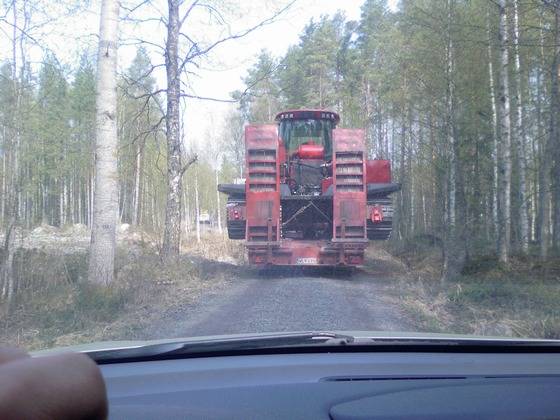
234, 0, 560, 276
1, 0, 560, 304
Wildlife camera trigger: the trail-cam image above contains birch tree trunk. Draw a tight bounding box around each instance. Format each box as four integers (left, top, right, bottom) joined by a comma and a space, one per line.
132, 143, 142, 226
195, 169, 200, 243
162, 0, 183, 258
88, 0, 119, 286
442, 0, 465, 282
535, 10, 546, 245
512, 0, 529, 253
554, 11, 560, 253
2, 3, 23, 309
543, 3, 560, 258
486, 10, 500, 245
497, 0, 512, 264
215, 168, 222, 234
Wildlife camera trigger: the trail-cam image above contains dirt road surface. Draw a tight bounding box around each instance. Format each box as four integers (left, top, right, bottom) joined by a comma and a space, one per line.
149, 251, 413, 339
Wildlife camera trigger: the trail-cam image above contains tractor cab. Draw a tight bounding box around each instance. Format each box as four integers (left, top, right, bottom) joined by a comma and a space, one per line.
276, 110, 340, 196
276, 110, 339, 161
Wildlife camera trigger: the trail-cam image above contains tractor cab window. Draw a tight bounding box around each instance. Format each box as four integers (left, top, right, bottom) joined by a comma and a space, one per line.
279, 119, 333, 159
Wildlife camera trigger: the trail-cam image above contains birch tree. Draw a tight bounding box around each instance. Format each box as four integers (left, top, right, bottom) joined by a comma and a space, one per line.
195, 167, 200, 243
487, 9, 499, 244
215, 167, 222, 234
120, 1, 295, 259
441, 0, 466, 282
88, 0, 120, 285
553, 4, 560, 253
161, 0, 183, 257
542, 1, 560, 258
497, 0, 512, 264
511, 0, 529, 253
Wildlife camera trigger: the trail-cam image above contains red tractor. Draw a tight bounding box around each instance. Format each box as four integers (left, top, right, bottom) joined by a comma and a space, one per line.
218, 109, 400, 267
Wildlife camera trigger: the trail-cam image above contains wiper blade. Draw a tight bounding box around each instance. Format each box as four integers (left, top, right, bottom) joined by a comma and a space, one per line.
356, 336, 560, 347
87, 334, 560, 363
88, 332, 354, 363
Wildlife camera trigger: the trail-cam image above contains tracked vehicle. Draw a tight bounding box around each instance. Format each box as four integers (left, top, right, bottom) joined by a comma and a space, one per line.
218, 110, 400, 267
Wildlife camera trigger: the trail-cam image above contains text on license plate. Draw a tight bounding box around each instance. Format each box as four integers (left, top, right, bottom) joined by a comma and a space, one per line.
296, 257, 318, 265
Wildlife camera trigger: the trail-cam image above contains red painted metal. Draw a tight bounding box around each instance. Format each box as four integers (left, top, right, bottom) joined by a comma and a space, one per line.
321, 177, 333, 194
247, 240, 364, 266
294, 143, 324, 159
366, 159, 392, 183
245, 125, 280, 246
332, 129, 367, 248
239, 113, 376, 268
278, 138, 287, 166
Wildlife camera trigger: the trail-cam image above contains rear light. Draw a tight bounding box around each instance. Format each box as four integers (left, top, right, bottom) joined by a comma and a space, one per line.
371, 206, 383, 223
234, 210, 240, 219
349, 255, 362, 264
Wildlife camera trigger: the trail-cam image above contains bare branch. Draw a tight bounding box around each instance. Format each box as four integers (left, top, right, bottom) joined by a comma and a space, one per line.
180, 93, 237, 102
180, 154, 198, 176
121, 0, 152, 18
120, 37, 166, 51
178, 0, 297, 75
120, 63, 166, 88
179, 0, 199, 28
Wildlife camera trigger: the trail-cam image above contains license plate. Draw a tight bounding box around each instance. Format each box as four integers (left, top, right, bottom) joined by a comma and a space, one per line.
296, 257, 318, 265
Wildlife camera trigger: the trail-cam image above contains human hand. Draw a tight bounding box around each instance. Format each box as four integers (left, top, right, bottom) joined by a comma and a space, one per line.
0, 347, 108, 420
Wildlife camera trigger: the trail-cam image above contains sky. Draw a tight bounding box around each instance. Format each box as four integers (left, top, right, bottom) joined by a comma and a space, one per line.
181, 0, 367, 150
1, 0, 398, 151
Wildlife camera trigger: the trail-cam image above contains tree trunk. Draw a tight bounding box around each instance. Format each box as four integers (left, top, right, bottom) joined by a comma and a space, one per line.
554, 12, 560, 253
535, 10, 546, 245
88, 0, 120, 286
542, 3, 560, 259
441, 0, 465, 282
1, 222, 16, 313
132, 143, 142, 226
2, 3, 22, 309
497, 0, 512, 264
215, 168, 222, 234
512, 0, 529, 253
1, 153, 5, 225
162, 0, 183, 258
487, 9, 500, 246
195, 169, 200, 243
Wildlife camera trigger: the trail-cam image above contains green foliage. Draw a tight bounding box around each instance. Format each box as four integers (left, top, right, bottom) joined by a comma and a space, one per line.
234, 0, 558, 258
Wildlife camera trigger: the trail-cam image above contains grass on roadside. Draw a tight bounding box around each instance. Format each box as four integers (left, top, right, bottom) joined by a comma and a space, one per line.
382, 238, 560, 339
1, 233, 240, 351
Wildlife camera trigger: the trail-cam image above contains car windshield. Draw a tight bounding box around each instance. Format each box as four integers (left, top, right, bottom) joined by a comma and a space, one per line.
1, 0, 560, 354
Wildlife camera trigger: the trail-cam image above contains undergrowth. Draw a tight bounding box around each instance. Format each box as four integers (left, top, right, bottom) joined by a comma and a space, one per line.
1, 233, 238, 350
386, 237, 560, 339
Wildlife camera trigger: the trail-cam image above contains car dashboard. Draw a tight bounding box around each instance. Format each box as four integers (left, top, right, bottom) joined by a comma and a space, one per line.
101, 349, 560, 419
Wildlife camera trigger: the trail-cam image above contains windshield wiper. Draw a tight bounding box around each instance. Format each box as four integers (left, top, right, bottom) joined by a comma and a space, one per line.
88, 332, 354, 363
88, 334, 560, 364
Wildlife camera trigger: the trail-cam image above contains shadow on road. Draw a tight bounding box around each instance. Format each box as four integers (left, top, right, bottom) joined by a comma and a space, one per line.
255, 265, 358, 280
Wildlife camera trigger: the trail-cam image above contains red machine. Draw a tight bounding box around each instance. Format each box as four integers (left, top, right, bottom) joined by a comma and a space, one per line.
218, 110, 400, 267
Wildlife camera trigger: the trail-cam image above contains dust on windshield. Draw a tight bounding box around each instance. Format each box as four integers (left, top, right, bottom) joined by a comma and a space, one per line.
1, 0, 559, 351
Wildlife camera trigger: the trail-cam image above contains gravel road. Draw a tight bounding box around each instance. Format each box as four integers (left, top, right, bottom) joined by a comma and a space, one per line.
159, 265, 413, 338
